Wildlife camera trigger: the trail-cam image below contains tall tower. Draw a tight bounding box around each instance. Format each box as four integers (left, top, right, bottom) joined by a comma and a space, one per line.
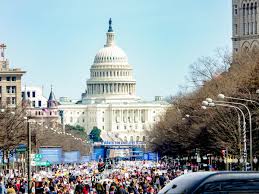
232, 0, 259, 53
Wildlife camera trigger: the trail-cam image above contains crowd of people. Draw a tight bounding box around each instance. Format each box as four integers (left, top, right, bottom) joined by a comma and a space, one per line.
0, 160, 186, 194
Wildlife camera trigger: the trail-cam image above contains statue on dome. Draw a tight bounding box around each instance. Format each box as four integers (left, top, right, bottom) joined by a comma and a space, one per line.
108, 18, 113, 32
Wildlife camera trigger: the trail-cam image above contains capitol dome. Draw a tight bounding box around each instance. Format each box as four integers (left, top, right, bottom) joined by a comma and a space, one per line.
94, 45, 128, 64
84, 18, 139, 104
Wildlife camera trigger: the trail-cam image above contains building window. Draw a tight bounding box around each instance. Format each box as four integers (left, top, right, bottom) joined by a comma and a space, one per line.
130, 136, 133, 142
124, 126, 127, 130
27, 91, 30, 98
6, 77, 10, 81
22, 92, 24, 98
136, 136, 140, 142
32, 91, 36, 97
82, 119, 85, 123
6, 86, 10, 93
143, 136, 146, 142
0, 86, 1, 93
11, 77, 16, 81
234, 5, 238, 15
0, 77, 1, 81
117, 126, 119, 130
235, 24, 238, 35
102, 126, 104, 130
102, 117, 104, 122
256, 21, 258, 34
32, 101, 36, 107
11, 86, 16, 93
38, 101, 42, 107
243, 23, 246, 35
11, 97, 16, 104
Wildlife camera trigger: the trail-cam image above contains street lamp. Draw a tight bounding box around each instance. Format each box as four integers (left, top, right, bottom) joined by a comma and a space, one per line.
217, 94, 254, 170
24, 116, 36, 194
202, 102, 247, 171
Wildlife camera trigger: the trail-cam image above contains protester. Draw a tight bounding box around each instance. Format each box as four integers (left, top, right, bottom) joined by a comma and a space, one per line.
0, 160, 190, 194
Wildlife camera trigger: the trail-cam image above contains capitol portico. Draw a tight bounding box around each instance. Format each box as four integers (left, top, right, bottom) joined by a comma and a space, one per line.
58, 19, 169, 142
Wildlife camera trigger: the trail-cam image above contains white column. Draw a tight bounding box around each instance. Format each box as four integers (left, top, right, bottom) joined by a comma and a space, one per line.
112, 84, 115, 94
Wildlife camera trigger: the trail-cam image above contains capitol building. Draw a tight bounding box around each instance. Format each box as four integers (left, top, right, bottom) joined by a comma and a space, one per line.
58, 19, 169, 142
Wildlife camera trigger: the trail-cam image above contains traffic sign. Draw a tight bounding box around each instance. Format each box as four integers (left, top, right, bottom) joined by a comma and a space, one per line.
16, 144, 27, 153
35, 154, 43, 159
34, 154, 43, 161
35, 161, 51, 167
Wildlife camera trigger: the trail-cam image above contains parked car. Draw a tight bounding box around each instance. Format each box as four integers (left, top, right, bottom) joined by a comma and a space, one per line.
158, 171, 259, 194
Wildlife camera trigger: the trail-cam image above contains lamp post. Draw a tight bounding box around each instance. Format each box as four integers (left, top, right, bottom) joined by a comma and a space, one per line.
202, 102, 247, 171
217, 94, 254, 170
24, 116, 31, 194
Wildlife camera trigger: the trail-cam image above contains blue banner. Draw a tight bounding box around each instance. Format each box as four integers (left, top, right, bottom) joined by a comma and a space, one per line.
39, 147, 62, 164
132, 147, 144, 160
81, 155, 91, 163
63, 151, 80, 163
92, 147, 105, 161
148, 152, 159, 161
